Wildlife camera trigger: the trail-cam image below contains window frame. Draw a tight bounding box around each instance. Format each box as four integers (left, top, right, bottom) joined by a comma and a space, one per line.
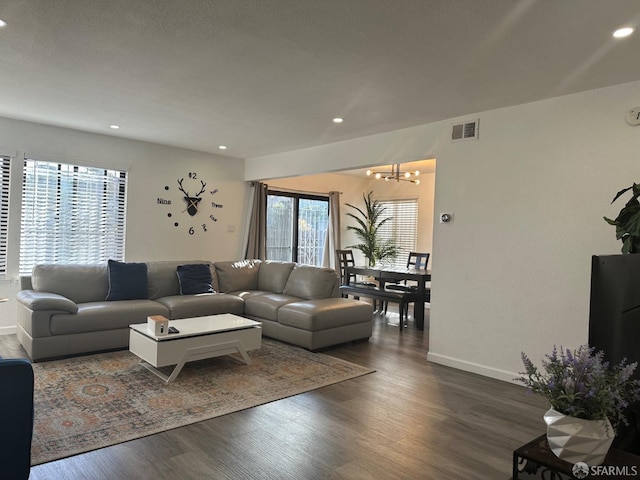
266, 189, 329, 265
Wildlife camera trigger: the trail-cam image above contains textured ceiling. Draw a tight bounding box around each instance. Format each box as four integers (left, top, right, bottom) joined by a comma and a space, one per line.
0, 1, 639, 159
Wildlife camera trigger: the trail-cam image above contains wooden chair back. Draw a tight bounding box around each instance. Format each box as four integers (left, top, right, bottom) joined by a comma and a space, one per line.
407, 252, 430, 270
336, 249, 356, 285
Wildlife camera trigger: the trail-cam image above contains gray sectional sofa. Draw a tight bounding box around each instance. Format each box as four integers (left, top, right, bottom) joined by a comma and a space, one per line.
16, 259, 373, 361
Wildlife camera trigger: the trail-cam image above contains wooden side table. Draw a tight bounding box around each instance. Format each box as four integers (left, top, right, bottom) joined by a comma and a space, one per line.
513, 434, 640, 479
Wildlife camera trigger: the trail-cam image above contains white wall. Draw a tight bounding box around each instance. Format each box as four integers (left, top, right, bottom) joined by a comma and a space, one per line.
0, 117, 248, 333
246, 80, 640, 382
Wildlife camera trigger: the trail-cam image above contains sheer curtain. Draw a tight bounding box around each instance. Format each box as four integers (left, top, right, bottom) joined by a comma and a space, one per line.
322, 191, 341, 269
243, 181, 268, 260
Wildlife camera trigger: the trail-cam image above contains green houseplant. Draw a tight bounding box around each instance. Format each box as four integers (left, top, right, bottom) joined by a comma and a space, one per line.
604, 182, 640, 254
345, 191, 398, 267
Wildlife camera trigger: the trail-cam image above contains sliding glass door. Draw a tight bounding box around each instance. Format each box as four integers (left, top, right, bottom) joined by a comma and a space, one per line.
266, 191, 328, 266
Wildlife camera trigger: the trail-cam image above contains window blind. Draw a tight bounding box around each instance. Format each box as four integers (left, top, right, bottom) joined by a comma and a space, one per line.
19, 158, 127, 275
377, 198, 418, 268
0, 156, 10, 274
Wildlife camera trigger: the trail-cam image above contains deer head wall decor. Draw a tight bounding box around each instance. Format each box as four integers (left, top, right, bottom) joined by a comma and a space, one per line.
177, 178, 206, 216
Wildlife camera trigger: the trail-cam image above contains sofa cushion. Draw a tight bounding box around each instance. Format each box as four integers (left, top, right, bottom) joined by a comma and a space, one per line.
278, 298, 373, 331
177, 264, 214, 294
229, 290, 268, 301
50, 300, 169, 335
215, 260, 261, 293
155, 293, 245, 319
146, 260, 211, 299
244, 293, 299, 321
283, 265, 338, 300
106, 260, 148, 301
258, 261, 295, 293
32, 264, 109, 304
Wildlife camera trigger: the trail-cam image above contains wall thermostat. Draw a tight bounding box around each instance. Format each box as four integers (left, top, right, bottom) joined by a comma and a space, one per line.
440, 212, 453, 223
626, 107, 640, 126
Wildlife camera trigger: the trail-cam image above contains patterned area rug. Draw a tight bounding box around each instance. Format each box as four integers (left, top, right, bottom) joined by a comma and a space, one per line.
31, 339, 374, 465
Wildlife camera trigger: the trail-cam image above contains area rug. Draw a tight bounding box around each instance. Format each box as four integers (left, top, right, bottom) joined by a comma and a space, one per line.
31, 339, 374, 465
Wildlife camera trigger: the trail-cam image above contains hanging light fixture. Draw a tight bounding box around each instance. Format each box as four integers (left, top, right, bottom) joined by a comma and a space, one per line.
365, 163, 420, 184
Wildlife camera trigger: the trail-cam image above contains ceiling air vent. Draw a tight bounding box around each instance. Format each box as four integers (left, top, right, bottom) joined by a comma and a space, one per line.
451, 119, 479, 142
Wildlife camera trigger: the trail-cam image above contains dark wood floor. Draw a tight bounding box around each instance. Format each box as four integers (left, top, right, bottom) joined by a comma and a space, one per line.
2, 309, 547, 480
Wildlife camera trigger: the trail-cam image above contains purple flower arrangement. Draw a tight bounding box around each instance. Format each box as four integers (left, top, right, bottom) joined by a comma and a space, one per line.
517, 345, 640, 430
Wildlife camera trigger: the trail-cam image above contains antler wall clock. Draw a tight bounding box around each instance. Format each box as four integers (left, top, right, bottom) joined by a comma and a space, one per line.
157, 172, 223, 235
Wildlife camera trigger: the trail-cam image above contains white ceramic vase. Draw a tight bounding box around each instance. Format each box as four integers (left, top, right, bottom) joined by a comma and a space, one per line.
543, 408, 614, 466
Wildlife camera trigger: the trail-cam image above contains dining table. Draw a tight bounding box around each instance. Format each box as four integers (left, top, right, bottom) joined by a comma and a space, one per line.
345, 265, 431, 330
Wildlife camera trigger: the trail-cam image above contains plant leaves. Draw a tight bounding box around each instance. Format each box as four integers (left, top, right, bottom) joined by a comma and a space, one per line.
344, 191, 398, 265
611, 186, 634, 204
606, 183, 640, 253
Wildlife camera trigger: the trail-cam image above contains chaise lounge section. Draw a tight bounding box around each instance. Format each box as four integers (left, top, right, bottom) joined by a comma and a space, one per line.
16, 260, 373, 361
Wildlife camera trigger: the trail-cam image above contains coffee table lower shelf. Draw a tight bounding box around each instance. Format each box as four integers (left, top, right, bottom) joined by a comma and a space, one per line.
129, 315, 262, 384
137, 339, 254, 384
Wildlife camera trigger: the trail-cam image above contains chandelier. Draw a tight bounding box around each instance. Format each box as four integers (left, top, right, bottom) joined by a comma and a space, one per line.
365, 163, 420, 184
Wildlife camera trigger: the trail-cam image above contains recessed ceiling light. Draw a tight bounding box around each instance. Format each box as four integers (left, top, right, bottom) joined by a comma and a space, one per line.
219, 145, 227, 150
0, 19, 7, 28
333, 117, 344, 124
109, 125, 120, 129
613, 27, 634, 38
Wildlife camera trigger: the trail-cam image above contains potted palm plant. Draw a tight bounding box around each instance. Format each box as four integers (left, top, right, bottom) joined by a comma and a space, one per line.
604, 182, 640, 254
345, 191, 398, 267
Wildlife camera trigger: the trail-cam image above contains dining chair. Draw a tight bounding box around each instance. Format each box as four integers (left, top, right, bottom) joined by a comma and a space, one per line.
336, 249, 379, 309
336, 249, 357, 290
383, 252, 430, 318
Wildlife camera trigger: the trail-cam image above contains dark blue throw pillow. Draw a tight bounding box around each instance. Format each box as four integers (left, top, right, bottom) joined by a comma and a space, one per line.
177, 264, 214, 295
106, 260, 148, 301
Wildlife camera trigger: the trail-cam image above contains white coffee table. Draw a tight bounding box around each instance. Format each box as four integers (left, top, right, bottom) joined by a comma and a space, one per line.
129, 314, 262, 384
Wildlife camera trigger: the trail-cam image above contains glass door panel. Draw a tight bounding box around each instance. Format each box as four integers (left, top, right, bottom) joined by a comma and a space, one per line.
266, 195, 294, 261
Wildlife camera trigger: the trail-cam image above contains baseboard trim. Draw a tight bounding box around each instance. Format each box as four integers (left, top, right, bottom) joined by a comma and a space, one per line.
0, 325, 16, 336
427, 351, 519, 384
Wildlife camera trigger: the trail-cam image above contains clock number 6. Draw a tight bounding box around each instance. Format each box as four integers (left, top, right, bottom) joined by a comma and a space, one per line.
188, 227, 194, 235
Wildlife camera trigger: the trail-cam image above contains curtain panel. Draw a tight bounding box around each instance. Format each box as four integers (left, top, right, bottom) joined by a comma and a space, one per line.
244, 181, 268, 260
322, 191, 341, 269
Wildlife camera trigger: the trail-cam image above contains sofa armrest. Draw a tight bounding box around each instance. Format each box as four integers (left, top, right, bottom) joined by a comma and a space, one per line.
16, 290, 79, 314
